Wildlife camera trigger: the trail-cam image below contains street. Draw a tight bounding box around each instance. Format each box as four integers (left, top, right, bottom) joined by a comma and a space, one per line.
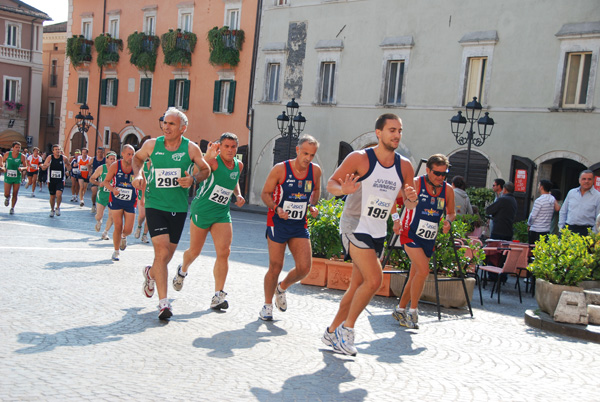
0, 187, 598, 401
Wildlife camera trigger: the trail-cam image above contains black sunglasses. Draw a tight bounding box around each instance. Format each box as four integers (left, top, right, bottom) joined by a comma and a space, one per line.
431, 170, 449, 177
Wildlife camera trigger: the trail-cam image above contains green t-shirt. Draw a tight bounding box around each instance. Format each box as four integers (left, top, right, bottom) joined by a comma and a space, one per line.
145, 136, 193, 213
4, 152, 23, 184
190, 155, 241, 219
97, 164, 111, 206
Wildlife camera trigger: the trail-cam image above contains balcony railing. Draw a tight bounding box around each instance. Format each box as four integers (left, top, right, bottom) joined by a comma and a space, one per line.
0, 45, 31, 62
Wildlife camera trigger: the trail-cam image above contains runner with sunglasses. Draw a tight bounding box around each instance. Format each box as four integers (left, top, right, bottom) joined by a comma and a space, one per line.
394, 153, 455, 329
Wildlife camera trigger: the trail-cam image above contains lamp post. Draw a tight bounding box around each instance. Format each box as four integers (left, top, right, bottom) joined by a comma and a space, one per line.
276, 98, 307, 160
75, 103, 94, 148
450, 97, 495, 184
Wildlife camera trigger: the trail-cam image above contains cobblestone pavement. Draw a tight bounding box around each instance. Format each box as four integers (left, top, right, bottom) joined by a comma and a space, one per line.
1, 187, 599, 401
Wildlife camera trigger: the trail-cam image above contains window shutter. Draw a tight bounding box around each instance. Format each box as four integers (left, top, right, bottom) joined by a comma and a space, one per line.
139, 79, 145, 107
168, 80, 176, 107
100, 79, 107, 105
227, 81, 236, 113
112, 79, 119, 106
182, 79, 190, 110
78, 78, 87, 104
213, 80, 221, 112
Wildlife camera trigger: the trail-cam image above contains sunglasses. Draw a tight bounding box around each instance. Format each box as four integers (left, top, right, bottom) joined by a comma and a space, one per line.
431, 170, 449, 177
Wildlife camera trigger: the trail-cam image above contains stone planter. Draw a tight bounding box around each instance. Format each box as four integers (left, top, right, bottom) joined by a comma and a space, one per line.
325, 260, 393, 297
535, 278, 584, 317
390, 273, 476, 308
579, 280, 600, 291
300, 257, 328, 287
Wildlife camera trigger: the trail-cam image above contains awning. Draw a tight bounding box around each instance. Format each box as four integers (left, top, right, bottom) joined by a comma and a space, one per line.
0, 130, 27, 149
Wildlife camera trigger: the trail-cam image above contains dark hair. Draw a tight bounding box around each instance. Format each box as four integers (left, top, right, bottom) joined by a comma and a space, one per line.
580, 169, 593, 178
12, 141, 20, 147
504, 182, 515, 193
540, 180, 552, 192
494, 178, 505, 189
426, 154, 449, 169
375, 113, 400, 131
550, 188, 562, 201
220, 132, 239, 145
452, 175, 466, 190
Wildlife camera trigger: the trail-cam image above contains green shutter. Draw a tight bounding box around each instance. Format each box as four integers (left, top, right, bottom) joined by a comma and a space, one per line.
78, 78, 88, 104
112, 79, 119, 106
227, 81, 236, 113
100, 79, 107, 105
139, 78, 151, 107
82, 78, 88, 104
168, 80, 176, 107
182, 79, 190, 110
213, 80, 221, 112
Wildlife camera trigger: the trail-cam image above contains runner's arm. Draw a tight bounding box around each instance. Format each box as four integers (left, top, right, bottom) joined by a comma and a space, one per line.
443, 183, 456, 233
132, 140, 154, 190
186, 142, 211, 188
261, 163, 288, 219
326, 151, 366, 196
89, 166, 103, 186
101, 162, 119, 194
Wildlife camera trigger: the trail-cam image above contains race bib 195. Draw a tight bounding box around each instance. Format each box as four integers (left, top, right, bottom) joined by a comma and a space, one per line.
362, 195, 392, 220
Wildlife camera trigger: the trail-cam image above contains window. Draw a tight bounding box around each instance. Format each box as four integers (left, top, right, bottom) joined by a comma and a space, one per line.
101, 78, 119, 106
145, 15, 155, 35
104, 128, 111, 147
139, 78, 152, 108
266, 63, 280, 102
213, 80, 236, 113
47, 101, 56, 127
4, 78, 20, 102
168, 79, 190, 110
82, 20, 92, 40
226, 9, 240, 30
563, 52, 592, 107
77, 77, 88, 104
319, 62, 336, 104
108, 17, 119, 39
50, 60, 58, 87
180, 12, 192, 32
6, 22, 20, 47
465, 57, 487, 105
385, 60, 405, 105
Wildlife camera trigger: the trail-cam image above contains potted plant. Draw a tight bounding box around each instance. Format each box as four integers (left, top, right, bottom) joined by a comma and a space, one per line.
66, 35, 93, 67
127, 32, 160, 72
94, 33, 123, 67
527, 228, 593, 316
161, 28, 197, 67
207, 26, 245, 67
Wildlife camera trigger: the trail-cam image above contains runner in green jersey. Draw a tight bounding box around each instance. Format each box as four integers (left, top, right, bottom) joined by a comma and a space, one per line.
173, 133, 245, 310
1, 141, 27, 214
132, 107, 210, 320
90, 152, 117, 239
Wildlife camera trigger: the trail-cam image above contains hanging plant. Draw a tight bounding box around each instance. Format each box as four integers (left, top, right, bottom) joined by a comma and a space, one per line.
127, 31, 160, 72
161, 28, 197, 67
94, 33, 123, 67
207, 26, 245, 67
66, 35, 94, 67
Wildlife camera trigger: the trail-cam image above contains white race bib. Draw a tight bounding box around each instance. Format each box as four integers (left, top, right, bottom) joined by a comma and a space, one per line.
7, 169, 17, 178
115, 188, 133, 201
415, 220, 438, 240
155, 168, 181, 188
72, 168, 80, 175
80, 165, 88, 171
209, 185, 233, 205
50, 170, 62, 179
362, 195, 392, 220
282, 200, 307, 220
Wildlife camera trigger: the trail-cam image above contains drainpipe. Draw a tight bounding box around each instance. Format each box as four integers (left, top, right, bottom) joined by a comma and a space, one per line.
94, 0, 107, 151
245, 0, 262, 201
27, 17, 39, 147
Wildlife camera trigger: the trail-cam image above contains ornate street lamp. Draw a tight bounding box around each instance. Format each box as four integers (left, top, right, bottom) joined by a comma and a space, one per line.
75, 103, 94, 134
276, 98, 307, 160
450, 97, 495, 184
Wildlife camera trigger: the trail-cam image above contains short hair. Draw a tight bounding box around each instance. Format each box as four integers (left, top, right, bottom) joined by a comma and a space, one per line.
452, 175, 467, 190
504, 182, 515, 193
375, 113, 401, 131
122, 144, 135, 153
164, 107, 188, 127
33, 147, 39, 152
298, 134, 319, 148
426, 154, 449, 169
494, 178, 505, 189
540, 180, 552, 192
52, 144, 60, 151
12, 141, 20, 147
81, 148, 89, 153
106, 151, 117, 158
220, 132, 239, 145
550, 188, 562, 201
580, 169, 593, 178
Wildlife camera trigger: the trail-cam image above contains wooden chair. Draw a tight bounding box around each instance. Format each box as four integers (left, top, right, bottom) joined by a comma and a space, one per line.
509, 243, 533, 294
477, 247, 524, 303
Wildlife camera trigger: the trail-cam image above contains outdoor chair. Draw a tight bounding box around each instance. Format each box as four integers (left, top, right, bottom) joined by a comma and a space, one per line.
461, 245, 483, 305
478, 247, 523, 303
509, 243, 534, 294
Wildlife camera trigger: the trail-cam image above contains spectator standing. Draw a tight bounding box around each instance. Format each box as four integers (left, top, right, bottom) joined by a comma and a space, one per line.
486, 181, 517, 241
528, 180, 560, 244
558, 170, 600, 235
451, 175, 472, 215
549, 189, 563, 235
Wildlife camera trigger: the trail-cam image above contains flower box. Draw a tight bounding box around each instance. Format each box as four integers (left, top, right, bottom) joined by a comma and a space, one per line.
390, 273, 476, 308
325, 259, 393, 297
300, 257, 328, 287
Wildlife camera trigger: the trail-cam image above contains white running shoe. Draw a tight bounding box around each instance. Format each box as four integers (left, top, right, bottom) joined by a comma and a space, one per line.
49, 209, 55, 217
80, 200, 84, 207
95, 220, 102, 232
134, 225, 142, 239
31, 192, 35, 198
143, 266, 155, 298
406, 310, 419, 329
55, 208, 61, 216
392, 305, 409, 327
120, 237, 127, 251
101, 231, 110, 240
9, 208, 14, 215
141, 233, 149, 243
112, 250, 120, 261
158, 303, 172, 320
172, 265, 186, 291
91, 205, 96, 213
25, 183, 30, 189
334, 324, 357, 356
259, 304, 273, 321
211, 291, 229, 310
274, 282, 287, 312
4, 198, 9, 207
321, 327, 338, 349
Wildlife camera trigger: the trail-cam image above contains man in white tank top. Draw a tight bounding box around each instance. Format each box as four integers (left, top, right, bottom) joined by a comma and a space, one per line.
321, 113, 418, 356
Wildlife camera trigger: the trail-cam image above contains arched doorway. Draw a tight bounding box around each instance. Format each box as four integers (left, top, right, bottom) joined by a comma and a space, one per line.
123, 133, 139, 149
538, 158, 587, 201
448, 150, 489, 188
70, 131, 87, 153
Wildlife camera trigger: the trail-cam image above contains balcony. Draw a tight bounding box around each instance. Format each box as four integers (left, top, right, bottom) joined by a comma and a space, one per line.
207, 26, 245, 67
126, 32, 160, 72
66, 35, 93, 67
161, 29, 197, 67
0, 45, 31, 63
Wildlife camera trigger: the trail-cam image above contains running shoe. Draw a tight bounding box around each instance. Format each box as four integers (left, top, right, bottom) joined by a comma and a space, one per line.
80, 200, 84, 207
392, 305, 409, 327
259, 304, 273, 321
406, 310, 419, 329
172, 265, 186, 291
55, 208, 61, 216
31, 192, 35, 198
321, 327, 338, 349
9, 208, 14, 215
91, 204, 96, 213
274, 282, 287, 312
70, 195, 75, 202
49, 209, 55, 217
158, 304, 172, 320
210, 290, 229, 310
134, 225, 142, 239
4, 198, 8, 207
141, 233, 149, 243
95, 220, 102, 232
112, 250, 120, 261
143, 265, 155, 298
25, 183, 30, 189
334, 324, 357, 356
120, 237, 127, 251
101, 231, 110, 240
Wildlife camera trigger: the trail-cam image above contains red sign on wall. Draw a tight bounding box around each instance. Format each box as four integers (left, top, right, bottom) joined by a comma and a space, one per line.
595, 176, 600, 191
514, 169, 527, 193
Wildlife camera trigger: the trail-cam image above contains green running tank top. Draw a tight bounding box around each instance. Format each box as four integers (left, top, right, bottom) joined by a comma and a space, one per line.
4, 152, 23, 184
190, 155, 240, 217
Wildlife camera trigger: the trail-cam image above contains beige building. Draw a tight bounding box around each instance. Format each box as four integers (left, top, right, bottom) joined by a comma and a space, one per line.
248, 0, 600, 219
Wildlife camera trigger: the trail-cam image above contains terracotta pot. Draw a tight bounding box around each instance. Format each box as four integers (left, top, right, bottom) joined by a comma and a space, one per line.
300, 257, 328, 287
325, 260, 393, 296
390, 273, 476, 308
535, 278, 584, 317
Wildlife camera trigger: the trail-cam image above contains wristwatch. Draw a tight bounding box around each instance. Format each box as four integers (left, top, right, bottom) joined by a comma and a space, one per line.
392, 213, 400, 221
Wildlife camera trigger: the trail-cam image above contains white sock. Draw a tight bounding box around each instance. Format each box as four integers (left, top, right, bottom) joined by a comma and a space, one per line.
409, 308, 417, 314
159, 298, 169, 308
264, 303, 272, 307
179, 266, 187, 277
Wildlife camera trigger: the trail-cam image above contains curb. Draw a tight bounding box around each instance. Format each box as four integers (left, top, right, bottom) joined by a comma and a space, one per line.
524, 309, 600, 344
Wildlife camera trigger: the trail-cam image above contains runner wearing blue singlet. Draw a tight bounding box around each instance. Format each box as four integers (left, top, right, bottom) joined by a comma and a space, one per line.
69, 150, 81, 202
